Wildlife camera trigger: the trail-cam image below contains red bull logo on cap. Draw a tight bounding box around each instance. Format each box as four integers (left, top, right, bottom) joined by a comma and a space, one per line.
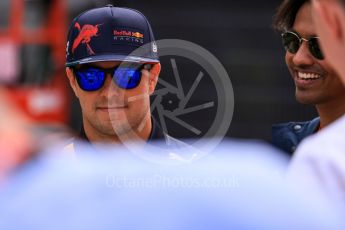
113, 30, 144, 45
132, 32, 144, 39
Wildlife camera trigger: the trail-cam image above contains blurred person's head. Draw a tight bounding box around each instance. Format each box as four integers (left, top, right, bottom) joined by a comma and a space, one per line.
65, 5, 161, 144
273, 0, 345, 107
312, 0, 345, 84
0, 140, 343, 229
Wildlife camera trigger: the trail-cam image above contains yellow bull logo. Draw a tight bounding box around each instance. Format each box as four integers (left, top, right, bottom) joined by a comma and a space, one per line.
132, 32, 144, 39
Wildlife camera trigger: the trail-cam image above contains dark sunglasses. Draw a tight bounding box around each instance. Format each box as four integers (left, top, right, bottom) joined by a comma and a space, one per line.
73, 63, 152, 91
281, 31, 324, 60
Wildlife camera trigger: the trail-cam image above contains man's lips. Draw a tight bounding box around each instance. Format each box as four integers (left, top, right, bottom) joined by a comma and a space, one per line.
293, 70, 323, 87
97, 106, 128, 111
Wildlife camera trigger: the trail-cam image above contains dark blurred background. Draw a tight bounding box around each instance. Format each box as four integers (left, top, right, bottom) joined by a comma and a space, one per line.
0, 0, 318, 143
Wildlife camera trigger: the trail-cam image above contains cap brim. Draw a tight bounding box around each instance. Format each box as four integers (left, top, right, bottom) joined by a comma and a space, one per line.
66, 54, 159, 67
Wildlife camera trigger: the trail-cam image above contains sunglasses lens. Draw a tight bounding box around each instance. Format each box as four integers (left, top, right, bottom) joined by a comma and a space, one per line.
309, 38, 324, 60
282, 32, 300, 54
75, 64, 146, 91
75, 68, 106, 91
113, 67, 142, 89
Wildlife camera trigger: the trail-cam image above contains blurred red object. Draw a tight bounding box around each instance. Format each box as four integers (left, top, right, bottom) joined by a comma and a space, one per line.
0, 89, 36, 183
0, 0, 70, 124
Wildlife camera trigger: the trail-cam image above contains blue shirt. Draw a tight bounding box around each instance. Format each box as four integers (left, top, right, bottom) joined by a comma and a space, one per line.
272, 117, 320, 155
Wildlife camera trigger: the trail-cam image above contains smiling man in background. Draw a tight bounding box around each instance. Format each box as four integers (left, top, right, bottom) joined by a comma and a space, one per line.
286, 0, 345, 214
271, 0, 345, 155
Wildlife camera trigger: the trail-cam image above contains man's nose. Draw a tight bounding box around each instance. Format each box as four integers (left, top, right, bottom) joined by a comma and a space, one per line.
292, 42, 315, 66
100, 74, 124, 97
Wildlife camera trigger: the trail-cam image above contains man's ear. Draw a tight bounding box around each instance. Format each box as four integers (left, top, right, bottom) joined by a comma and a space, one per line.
148, 63, 161, 95
65, 67, 80, 98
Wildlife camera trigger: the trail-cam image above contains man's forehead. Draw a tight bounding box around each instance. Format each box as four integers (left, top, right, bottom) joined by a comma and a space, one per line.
293, 2, 317, 37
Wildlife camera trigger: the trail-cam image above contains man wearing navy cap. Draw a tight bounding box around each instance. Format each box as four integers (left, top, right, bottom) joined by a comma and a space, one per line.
65, 5, 163, 146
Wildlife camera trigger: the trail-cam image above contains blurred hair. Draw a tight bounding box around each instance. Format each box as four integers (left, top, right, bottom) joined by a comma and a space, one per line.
273, 0, 309, 32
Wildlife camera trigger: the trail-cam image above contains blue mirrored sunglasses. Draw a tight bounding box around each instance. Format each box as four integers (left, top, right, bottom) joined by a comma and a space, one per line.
73, 64, 152, 91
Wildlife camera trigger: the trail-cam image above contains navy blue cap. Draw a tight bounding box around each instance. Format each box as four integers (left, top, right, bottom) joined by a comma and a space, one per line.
66, 5, 159, 67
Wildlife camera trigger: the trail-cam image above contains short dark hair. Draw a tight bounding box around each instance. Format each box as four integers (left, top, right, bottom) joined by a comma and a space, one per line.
273, 0, 309, 32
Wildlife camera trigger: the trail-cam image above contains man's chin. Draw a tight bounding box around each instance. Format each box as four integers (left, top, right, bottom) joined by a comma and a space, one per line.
295, 95, 318, 105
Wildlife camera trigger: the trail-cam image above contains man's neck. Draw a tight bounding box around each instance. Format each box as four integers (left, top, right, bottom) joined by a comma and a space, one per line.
316, 97, 345, 130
